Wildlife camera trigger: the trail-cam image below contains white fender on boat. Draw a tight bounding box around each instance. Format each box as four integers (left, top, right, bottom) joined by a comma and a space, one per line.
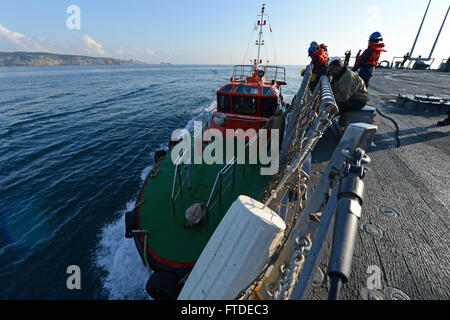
178, 195, 286, 300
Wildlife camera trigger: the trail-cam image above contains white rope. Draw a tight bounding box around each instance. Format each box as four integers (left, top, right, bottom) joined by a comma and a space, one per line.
271, 234, 311, 300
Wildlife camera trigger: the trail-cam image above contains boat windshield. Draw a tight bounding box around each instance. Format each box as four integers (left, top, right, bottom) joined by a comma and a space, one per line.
235, 85, 259, 95
217, 94, 231, 112
232, 96, 257, 115
219, 84, 234, 92
262, 87, 275, 95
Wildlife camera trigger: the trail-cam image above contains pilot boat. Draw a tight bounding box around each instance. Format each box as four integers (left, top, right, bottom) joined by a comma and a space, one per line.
125, 4, 287, 299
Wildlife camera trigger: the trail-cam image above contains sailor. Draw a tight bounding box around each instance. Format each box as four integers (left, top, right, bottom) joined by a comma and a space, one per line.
300, 68, 316, 87
437, 110, 450, 126
319, 43, 329, 54
308, 44, 329, 91
413, 55, 430, 70
265, 109, 286, 149
400, 52, 410, 67
310, 41, 328, 53
329, 58, 369, 113
352, 32, 386, 88
344, 50, 351, 66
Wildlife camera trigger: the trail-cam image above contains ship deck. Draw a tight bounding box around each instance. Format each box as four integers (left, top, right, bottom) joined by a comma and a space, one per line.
307, 69, 450, 300
138, 138, 269, 263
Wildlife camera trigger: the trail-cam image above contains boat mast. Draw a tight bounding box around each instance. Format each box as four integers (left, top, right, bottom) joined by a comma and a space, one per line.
256, 4, 266, 66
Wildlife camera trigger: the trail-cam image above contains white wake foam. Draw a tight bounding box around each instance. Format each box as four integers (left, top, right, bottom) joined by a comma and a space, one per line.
95, 199, 152, 300
94, 101, 216, 300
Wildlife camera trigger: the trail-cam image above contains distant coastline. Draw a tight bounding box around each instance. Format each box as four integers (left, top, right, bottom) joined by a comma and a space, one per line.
0, 52, 172, 67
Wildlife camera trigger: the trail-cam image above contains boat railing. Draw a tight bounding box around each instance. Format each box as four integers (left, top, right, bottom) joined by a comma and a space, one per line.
171, 118, 212, 215
171, 148, 191, 215
224, 115, 267, 123
232, 65, 254, 82
205, 156, 237, 215
193, 118, 209, 145
242, 128, 261, 174
205, 129, 262, 217
231, 65, 286, 84
263, 66, 286, 84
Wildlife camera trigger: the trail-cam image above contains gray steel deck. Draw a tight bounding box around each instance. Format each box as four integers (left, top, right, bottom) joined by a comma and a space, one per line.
307, 69, 450, 300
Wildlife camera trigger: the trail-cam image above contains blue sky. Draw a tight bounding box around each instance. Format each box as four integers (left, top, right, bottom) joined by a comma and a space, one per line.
0, 0, 449, 66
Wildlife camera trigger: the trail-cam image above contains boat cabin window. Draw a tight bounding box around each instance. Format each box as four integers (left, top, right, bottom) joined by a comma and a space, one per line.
232, 96, 257, 115
262, 87, 276, 95
217, 94, 231, 112
260, 97, 278, 116
235, 85, 259, 95
219, 84, 234, 92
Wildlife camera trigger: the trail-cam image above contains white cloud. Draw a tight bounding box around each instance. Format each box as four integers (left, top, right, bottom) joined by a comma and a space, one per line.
0, 24, 25, 45
0, 24, 107, 57
0, 24, 45, 51
81, 35, 106, 56
0, 24, 159, 62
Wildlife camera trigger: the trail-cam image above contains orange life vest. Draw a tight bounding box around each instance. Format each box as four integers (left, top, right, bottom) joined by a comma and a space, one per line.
320, 44, 329, 61
357, 43, 387, 67
310, 48, 328, 72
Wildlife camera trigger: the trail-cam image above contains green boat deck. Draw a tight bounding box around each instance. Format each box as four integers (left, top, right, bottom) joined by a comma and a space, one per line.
138, 138, 270, 263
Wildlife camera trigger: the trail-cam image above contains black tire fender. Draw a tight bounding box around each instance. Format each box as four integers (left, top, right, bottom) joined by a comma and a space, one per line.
154, 149, 167, 164
146, 271, 183, 300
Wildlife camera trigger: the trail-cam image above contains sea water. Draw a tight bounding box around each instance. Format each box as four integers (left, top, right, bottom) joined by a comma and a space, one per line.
0, 64, 302, 299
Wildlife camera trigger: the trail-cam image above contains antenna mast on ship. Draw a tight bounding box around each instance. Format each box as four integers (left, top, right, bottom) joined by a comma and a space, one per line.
255, 4, 266, 67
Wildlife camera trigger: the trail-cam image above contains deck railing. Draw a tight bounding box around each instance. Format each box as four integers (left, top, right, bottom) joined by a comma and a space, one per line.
170, 118, 212, 215
205, 156, 237, 213
205, 129, 262, 218
231, 65, 286, 84
171, 148, 190, 215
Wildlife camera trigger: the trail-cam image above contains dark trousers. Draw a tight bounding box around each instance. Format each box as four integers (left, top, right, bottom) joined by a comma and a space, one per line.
309, 66, 328, 92
309, 80, 319, 92
358, 66, 374, 88
337, 99, 366, 113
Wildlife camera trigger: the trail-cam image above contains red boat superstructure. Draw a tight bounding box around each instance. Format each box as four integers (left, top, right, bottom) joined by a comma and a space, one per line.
209, 3, 287, 136
210, 64, 286, 135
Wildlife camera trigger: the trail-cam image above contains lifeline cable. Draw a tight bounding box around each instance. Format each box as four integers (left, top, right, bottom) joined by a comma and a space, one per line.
375, 108, 401, 148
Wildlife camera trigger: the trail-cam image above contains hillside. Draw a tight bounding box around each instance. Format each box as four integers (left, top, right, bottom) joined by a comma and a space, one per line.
0, 52, 148, 67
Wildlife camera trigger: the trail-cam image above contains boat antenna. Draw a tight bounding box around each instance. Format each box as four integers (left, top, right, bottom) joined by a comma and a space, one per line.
256, 4, 266, 67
